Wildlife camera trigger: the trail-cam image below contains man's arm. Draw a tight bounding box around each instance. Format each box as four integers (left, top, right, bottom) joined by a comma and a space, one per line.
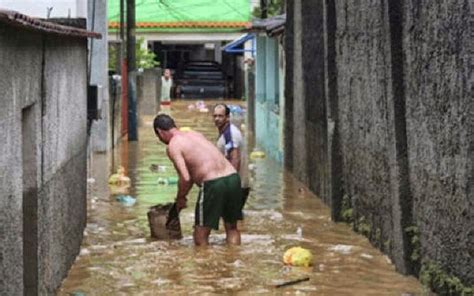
228, 126, 243, 171
228, 148, 241, 171
167, 143, 193, 209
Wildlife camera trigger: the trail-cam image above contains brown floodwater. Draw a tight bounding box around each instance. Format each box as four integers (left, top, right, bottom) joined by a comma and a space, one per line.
59, 100, 424, 295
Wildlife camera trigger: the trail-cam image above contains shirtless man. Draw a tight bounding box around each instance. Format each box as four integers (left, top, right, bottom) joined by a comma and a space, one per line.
153, 114, 243, 246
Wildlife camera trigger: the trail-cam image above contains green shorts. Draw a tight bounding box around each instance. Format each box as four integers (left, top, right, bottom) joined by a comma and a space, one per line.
195, 173, 243, 230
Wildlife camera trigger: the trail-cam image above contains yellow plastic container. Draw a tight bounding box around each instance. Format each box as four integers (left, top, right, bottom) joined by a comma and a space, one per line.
180, 126, 193, 132
283, 247, 313, 267
250, 151, 266, 159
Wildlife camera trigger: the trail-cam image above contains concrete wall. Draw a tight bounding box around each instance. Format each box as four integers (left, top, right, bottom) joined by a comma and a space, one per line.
137, 68, 160, 121
88, 0, 110, 152
0, 26, 88, 295
402, 0, 473, 284
254, 35, 284, 163
285, 0, 472, 288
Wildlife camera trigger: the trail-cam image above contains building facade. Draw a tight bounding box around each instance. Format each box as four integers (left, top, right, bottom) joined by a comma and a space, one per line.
0, 11, 100, 294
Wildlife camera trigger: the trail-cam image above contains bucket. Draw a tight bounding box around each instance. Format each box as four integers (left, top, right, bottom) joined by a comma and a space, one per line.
147, 203, 182, 239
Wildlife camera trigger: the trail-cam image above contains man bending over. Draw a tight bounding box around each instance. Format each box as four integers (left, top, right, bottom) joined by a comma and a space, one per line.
153, 114, 243, 246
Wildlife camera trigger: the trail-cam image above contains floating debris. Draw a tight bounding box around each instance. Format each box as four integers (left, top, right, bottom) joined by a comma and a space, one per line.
250, 151, 266, 159
275, 277, 310, 288
108, 166, 131, 186
115, 195, 136, 207
283, 247, 313, 267
328, 244, 353, 254
157, 176, 178, 185
180, 126, 193, 132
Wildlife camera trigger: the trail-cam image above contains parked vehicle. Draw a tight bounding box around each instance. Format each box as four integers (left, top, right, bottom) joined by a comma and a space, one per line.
174, 61, 231, 99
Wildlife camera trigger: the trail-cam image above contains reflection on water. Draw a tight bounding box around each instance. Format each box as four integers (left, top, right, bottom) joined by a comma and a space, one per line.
59, 101, 423, 295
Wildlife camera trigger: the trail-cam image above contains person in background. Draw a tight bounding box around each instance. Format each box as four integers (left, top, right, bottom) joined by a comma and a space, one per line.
153, 114, 243, 246
160, 68, 173, 112
212, 104, 250, 208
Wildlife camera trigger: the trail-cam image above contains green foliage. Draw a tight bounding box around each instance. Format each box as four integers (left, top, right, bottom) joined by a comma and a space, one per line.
374, 227, 381, 242
383, 239, 391, 251
357, 216, 371, 237
107, 38, 159, 71
136, 38, 159, 69
420, 262, 474, 295
340, 194, 354, 223
252, 0, 284, 18
108, 44, 119, 71
405, 225, 421, 263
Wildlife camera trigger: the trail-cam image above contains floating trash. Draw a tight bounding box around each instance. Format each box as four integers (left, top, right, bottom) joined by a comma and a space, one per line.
87, 178, 95, 184
296, 226, 303, 238
115, 195, 136, 207
150, 164, 167, 173
328, 244, 353, 254
250, 151, 266, 159
228, 104, 244, 115
147, 203, 182, 239
283, 246, 313, 267
108, 166, 131, 186
180, 126, 193, 132
157, 176, 178, 185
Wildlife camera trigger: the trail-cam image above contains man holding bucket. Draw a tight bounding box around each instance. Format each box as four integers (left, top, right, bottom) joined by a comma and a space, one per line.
153, 114, 243, 246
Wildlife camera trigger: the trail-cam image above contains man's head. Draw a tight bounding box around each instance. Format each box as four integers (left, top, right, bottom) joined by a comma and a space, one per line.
153, 113, 176, 144
163, 68, 171, 80
213, 104, 230, 130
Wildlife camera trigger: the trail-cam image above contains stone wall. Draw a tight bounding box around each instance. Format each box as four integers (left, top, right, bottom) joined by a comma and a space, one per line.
285, 0, 472, 288
137, 68, 160, 120
88, 0, 110, 152
402, 0, 473, 284
0, 25, 88, 294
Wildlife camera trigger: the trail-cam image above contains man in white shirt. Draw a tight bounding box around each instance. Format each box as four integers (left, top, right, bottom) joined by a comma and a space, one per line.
213, 104, 250, 209
160, 68, 173, 112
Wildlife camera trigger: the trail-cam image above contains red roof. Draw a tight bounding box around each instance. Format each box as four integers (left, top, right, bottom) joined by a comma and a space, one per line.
109, 21, 251, 29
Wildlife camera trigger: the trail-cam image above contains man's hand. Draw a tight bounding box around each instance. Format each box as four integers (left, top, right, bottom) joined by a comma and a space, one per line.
176, 197, 187, 211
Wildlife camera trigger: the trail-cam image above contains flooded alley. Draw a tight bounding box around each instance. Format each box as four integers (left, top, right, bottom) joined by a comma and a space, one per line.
59, 101, 423, 295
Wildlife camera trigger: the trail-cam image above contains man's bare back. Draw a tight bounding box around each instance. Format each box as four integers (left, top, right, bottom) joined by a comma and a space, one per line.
167, 131, 236, 185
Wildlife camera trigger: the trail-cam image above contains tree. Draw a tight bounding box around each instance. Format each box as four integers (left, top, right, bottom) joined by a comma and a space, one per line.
252, 0, 284, 18
108, 37, 159, 71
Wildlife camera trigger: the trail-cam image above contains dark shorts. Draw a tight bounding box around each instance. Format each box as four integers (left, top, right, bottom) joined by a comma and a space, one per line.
195, 173, 243, 230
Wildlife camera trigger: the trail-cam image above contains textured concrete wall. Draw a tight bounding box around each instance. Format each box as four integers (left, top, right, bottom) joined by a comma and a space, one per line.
0, 26, 88, 294
334, 0, 397, 263
301, 0, 330, 203
290, 0, 308, 184
137, 68, 160, 120
283, 0, 294, 171
285, 0, 472, 287
39, 35, 88, 294
255, 102, 283, 163
88, 0, 110, 152
0, 27, 43, 296
402, 0, 473, 284
254, 35, 284, 163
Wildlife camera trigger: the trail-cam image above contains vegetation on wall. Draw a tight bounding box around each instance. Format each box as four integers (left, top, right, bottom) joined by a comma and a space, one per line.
252, 0, 284, 18
108, 37, 159, 71
420, 262, 474, 296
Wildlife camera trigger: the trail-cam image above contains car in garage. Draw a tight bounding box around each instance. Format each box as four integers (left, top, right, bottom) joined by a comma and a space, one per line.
174, 61, 231, 99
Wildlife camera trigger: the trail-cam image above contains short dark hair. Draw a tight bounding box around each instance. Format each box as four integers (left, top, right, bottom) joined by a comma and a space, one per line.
153, 114, 176, 131
214, 103, 230, 116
